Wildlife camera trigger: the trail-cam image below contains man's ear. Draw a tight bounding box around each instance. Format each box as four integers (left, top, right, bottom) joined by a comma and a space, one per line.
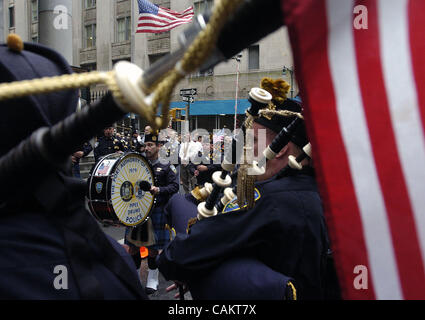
275, 144, 289, 159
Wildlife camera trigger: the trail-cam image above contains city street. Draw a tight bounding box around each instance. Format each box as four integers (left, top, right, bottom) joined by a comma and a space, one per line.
98, 183, 193, 301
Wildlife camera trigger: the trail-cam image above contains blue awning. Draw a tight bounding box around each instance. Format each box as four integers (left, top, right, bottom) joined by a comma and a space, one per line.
169, 99, 250, 116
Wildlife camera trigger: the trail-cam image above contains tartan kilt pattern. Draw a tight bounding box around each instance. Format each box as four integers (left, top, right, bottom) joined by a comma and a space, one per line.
149, 207, 170, 250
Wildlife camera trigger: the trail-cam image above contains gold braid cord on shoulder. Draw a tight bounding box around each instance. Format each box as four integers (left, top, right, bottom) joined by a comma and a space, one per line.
0, 0, 244, 133
237, 111, 256, 209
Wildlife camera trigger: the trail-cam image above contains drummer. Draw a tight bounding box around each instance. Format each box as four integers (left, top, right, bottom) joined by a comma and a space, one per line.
127, 131, 179, 295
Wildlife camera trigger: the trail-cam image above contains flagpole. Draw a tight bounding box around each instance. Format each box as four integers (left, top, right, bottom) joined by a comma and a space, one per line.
233, 54, 242, 130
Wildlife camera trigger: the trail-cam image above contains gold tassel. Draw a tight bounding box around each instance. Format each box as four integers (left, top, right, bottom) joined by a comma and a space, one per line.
236, 111, 257, 209
246, 173, 256, 209
186, 217, 198, 234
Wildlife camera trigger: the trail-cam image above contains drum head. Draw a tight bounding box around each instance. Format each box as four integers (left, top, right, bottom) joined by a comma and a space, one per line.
109, 153, 155, 226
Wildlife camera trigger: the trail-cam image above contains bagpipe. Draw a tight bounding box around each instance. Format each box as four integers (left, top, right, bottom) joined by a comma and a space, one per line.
168, 104, 311, 234
0, 0, 306, 300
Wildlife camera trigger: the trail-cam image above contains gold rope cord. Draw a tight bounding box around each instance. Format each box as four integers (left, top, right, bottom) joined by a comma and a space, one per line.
0, 0, 244, 133
147, 0, 244, 131
0, 71, 113, 102
259, 109, 304, 121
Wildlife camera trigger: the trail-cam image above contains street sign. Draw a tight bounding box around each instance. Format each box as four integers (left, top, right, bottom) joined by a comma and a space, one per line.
180, 88, 197, 96
182, 95, 195, 103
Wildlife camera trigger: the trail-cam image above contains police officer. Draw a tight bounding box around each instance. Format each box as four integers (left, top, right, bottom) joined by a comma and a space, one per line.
126, 131, 179, 295
0, 35, 147, 299
93, 126, 126, 163
157, 78, 338, 300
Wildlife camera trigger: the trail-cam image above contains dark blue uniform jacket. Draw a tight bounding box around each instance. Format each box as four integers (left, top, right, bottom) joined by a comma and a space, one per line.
0, 174, 147, 299
94, 135, 126, 163
150, 159, 179, 208
158, 172, 330, 300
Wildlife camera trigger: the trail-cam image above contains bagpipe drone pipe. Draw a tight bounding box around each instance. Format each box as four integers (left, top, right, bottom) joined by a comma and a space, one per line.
164, 90, 310, 300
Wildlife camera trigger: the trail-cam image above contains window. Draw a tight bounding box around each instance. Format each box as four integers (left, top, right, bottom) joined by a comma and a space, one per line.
31, 0, 38, 22
248, 45, 259, 70
188, 67, 213, 78
190, 67, 214, 78
85, 24, 96, 48
81, 63, 97, 72
9, 6, 14, 28
32, 36, 38, 43
148, 53, 167, 66
116, 17, 131, 42
194, 0, 214, 15
85, 0, 96, 9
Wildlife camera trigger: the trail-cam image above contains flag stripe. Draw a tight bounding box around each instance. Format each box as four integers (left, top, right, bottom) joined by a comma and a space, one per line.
138, 21, 189, 29
407, 0, 425, 277
138, 16, 192, 28
284, 0, 375, 299
162, 7, 193, 16
378, 0, 425, 289
354, 0, 425, 299
327, 0, 402, 300
158, 8, 194, 20
137, 22, 189, 33
138, 13, 193, 25
379, 0, 425, 265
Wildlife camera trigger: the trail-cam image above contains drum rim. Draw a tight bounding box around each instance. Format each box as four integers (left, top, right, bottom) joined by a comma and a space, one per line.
87, 153, 122, 220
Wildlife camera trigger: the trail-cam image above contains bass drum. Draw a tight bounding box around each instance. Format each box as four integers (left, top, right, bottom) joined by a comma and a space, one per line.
87, 152, 155, 227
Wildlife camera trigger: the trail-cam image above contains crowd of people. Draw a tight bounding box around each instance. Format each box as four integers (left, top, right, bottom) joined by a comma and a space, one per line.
87, 124, 227, 190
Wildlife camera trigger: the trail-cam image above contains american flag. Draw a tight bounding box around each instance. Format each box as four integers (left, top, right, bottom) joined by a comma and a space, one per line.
281, 0, 425, 299
136, 0, 194, 34
97, 162, 111, 175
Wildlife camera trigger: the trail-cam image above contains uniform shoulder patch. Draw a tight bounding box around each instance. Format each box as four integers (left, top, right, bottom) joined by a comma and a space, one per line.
222, 188, 261, 214
170, 164, 177, 174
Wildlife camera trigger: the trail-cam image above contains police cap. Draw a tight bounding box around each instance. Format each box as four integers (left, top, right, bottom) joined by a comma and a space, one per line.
0, 35, 78, 155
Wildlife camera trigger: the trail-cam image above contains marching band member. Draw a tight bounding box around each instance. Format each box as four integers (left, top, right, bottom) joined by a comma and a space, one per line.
157, 78, 337, 300
0, 36, 147, 299
126, 131, 179, 295
94, 126, 127, 163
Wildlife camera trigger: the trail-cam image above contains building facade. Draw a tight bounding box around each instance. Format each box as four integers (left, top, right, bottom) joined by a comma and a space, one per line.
2, 0, 297, 133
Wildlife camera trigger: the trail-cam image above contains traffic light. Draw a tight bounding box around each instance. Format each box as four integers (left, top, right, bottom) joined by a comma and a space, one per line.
169, 108, 185, 121
169, 109, 177, 119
